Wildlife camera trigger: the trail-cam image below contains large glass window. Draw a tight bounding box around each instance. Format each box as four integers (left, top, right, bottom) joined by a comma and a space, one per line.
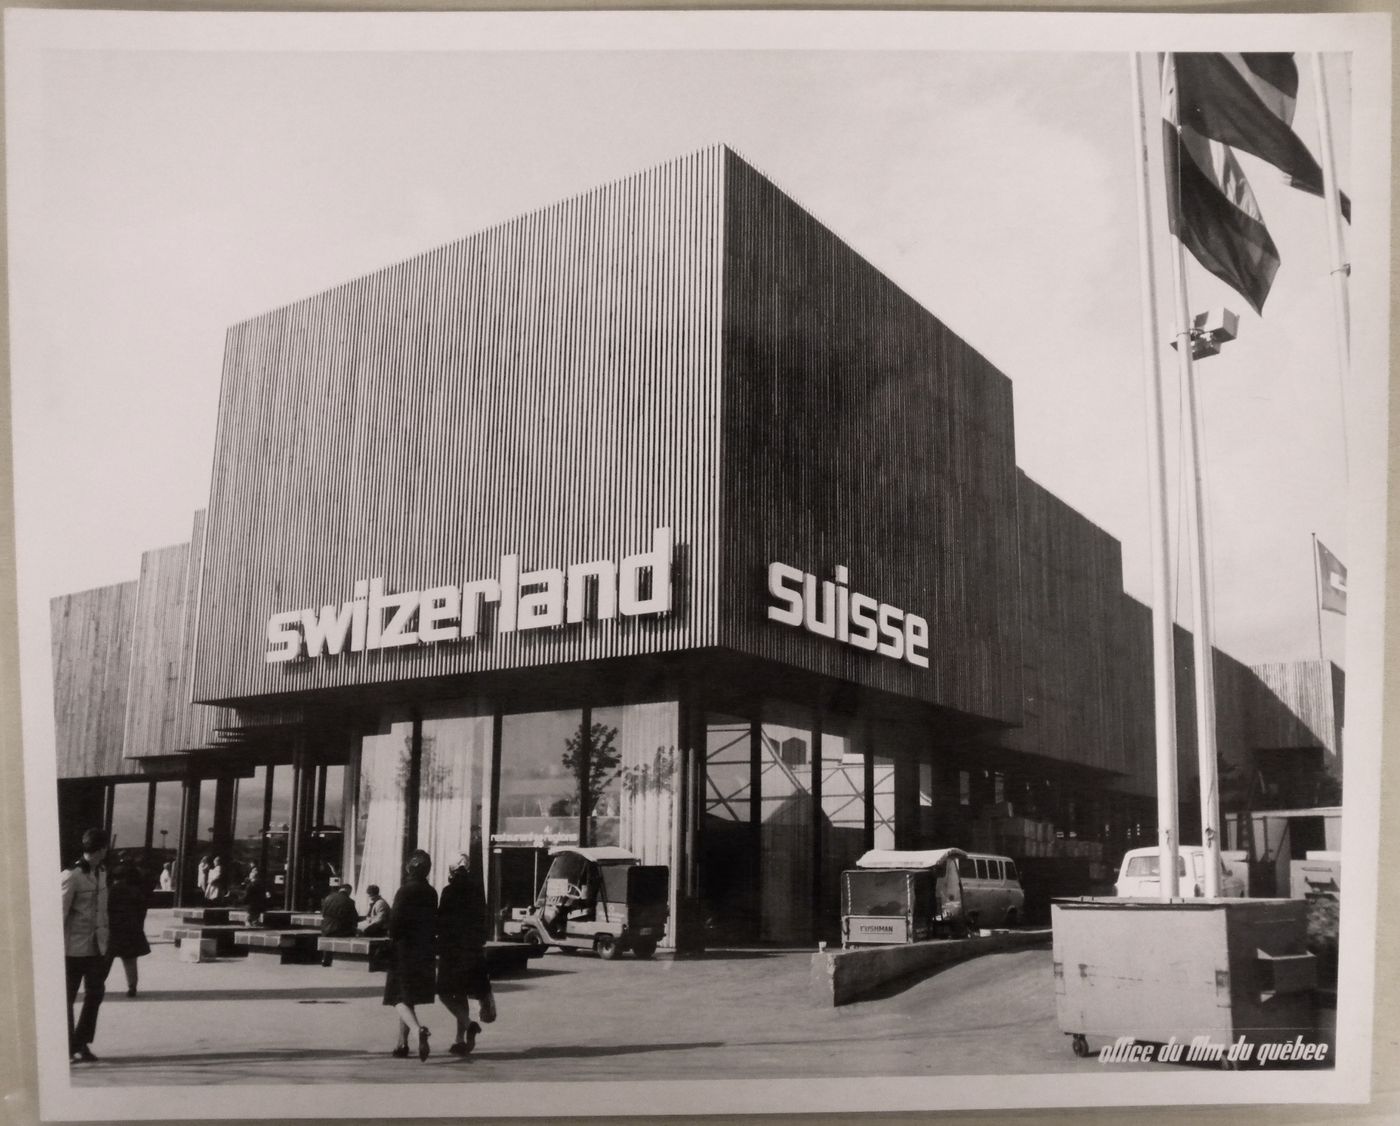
419, 703, 491, 876
702, 713, 754, 942
592, 703, 679, 866
821, 716, 869, 922
873, 753, 896, 850
109, 782, 149, 856
232, 766, 268, 878
497, 709, 583, 846
759, 701, 813, 943
150, 781, 181, 881
348, 715, 413, 903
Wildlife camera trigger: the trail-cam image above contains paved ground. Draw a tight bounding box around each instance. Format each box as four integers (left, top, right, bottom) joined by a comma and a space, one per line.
65, 912, 1161, 1086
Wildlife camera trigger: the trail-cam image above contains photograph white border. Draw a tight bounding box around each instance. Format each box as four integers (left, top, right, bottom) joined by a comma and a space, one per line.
2, 8, 1391, 1120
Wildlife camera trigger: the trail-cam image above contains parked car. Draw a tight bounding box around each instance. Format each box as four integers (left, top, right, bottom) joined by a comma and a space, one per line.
1114, 845, 1246, 898
960, 852, 1026, 928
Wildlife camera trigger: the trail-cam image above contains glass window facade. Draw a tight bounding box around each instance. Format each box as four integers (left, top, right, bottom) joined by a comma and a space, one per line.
820, 717, 868, 926
348, 715, 413, 904
419, 703, 490, 876
593, 702, 679, 866
758, 701, 813, 943
497, 709, 584, 847
109, 782, 149, 856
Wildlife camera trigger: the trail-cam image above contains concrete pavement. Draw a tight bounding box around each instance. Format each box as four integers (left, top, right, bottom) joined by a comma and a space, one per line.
64, 910, 1173, 1086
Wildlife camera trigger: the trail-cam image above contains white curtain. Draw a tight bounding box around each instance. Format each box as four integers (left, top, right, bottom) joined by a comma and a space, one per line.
349, 720, 411, 911
419, 709, 490, 877
616, 702, 679, 869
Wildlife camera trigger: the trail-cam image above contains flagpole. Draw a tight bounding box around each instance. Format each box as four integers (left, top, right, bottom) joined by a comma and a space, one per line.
1165, 56, 1222, 896
1312, 532, 1325, 660
1131, 51, 1180, 900
1310, 52, 1350, 478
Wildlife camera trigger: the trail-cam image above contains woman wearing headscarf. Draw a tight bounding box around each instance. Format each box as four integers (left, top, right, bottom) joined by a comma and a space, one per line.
106, 864, 151, 997
436, 852, 496, 1056
383, 849, 437, 1060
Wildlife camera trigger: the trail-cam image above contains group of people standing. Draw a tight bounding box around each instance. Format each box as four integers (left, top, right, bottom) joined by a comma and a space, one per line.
63, 829, 495, 1065
60, 828, 152, 1063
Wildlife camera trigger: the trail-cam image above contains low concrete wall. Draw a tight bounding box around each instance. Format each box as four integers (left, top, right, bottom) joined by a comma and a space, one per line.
810, 929, 1052, 1007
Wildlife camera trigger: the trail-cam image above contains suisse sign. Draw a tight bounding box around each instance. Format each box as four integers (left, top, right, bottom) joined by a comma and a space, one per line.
265, 527, 673, 664
766, 561, 930, 669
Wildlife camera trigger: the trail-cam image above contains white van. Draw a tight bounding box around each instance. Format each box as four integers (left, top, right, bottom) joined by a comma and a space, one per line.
960, 853, 1026, 928
1114, 845, 1246, 898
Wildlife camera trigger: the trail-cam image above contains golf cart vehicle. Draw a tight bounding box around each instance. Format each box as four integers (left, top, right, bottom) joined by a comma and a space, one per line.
502, 846, 669, 959
841, 848, 970, 946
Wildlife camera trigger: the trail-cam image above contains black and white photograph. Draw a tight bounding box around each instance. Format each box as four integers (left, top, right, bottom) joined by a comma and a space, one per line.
2, 8, 1392, 1120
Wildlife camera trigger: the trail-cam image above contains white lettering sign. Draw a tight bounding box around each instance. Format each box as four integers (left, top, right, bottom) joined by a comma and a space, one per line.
766, 561, 929, 669
266, 527, 674, 663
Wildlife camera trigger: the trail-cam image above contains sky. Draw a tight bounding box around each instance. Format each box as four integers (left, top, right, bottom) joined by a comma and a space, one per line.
7, 17, 1372, 766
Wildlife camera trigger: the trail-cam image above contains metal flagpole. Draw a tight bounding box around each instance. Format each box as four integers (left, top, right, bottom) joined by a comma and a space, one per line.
1164, 57, 1222, 899
1310, 52, 1351, 478
1312, 532, 1325, 660
1131, 52, 1180, 899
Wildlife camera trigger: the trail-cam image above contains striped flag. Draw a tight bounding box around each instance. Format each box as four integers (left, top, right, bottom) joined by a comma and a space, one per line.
1163, 55, 1280, 314
1316, 538, 1347, 614
1173, 53, 1350, 222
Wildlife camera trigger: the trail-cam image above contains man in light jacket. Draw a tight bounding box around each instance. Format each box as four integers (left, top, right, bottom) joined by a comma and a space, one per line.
62, 828, 110, 1063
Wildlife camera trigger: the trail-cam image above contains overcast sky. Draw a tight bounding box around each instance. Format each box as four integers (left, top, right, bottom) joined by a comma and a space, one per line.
7, 15, 1372, 763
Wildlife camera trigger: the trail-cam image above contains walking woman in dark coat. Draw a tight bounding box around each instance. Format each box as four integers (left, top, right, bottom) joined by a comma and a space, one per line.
383, 849, 437, 1060
107, 865, 151, 997
436, 852, 496, 1056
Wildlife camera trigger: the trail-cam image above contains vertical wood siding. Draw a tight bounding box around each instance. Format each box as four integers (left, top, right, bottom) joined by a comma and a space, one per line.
193, 148, 725, 703
718, 151, 1022, 725
997, 473, 1128, 773
123, 541, 191, 757
51, 583, 139, 779
124, 511, 236, 755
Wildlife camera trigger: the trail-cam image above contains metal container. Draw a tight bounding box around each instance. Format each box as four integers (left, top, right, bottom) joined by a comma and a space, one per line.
1052, 897, 1318, 1062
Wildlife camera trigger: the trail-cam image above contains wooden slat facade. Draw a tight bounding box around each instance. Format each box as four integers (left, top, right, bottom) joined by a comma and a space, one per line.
51, 582, 139, 779
717, 151, 1022, 726
124, 511, 236, 756
1247, 660, 1343, 759
996, 474, 1127, 773
122, 541, 190, 756
192, 147, 726, 704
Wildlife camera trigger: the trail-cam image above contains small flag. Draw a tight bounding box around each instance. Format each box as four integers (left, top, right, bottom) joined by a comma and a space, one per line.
1173, 53, 1351, 222
1163, 56, 1280, 314
1316, 538, 1347, 614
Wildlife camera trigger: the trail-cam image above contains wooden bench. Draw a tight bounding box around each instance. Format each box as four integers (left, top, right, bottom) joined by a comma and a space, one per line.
234, 929, 321, 964
315, 937, 544, 975
485, 941, 542, 978
318, 935, 391, 971
173, 907, 250, 926
162, 924, 253, 957
256, 910, 320, 930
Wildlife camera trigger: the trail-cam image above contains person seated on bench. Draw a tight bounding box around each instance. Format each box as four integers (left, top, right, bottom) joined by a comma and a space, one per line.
362, 885, 389, 937
320, 883, 360, 965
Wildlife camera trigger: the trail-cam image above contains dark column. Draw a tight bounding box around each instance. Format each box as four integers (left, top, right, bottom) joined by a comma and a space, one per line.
212, 777, 237, 865
286, 738, 316, 910
810, 708, 824, 943
175, 778, 200, 907
487, 712, 503, 938
748, 718, 762, 940
143, 782, 157, 851
404, 714, 422, 857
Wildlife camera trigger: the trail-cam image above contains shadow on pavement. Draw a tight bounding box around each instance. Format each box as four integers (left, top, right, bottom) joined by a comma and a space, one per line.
125, 987, 384, 1002
480, 1041, 724, 1062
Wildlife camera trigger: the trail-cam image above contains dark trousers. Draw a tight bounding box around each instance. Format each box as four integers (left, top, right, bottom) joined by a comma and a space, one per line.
65, 954, 110, 1052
